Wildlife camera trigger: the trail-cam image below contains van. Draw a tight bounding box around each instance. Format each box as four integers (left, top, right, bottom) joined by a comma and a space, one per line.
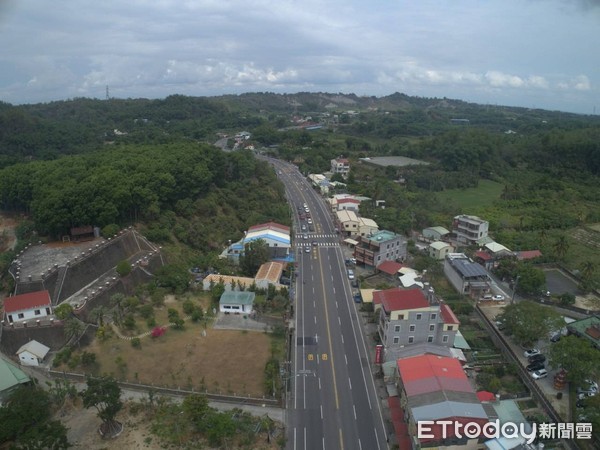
482, 294, 493, 300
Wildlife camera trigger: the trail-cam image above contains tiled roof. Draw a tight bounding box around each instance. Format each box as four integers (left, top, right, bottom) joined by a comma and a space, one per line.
255, 261, 285, 283
247, 222, 290, 234
3, 291, 51, 314
377, 260, 403, 275
374, 288, 429, 312
440, 303, 460, 325
475, 250, 492, 261
516, 250, 542, 260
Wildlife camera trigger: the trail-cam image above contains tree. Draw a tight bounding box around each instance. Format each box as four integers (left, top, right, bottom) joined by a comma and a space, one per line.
558, 292, 576, 306
54, 303, 73, 320
501, 301, 564, 346
116, 260, 132, 277
155, 264, 189, 294
239, 238, 269, 277
182, 393, 211, 431
515, 264, 546, 296
547, 336, 600, 386
64, 318, 84, 345
552, 235, 570, 261
89, 306, 105, 326
80, 376, 123, 438
579, 260, 598, 293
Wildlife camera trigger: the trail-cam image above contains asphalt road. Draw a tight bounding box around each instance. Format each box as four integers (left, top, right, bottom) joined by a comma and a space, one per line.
264, 157, 388, 450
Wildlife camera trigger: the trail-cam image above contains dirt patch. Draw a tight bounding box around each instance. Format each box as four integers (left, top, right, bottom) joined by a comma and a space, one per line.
0, 213, 18, 252
82, 325, 272, 397
63, 401, 162, 450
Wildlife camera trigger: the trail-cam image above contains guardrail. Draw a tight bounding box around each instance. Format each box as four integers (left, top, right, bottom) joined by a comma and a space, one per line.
46, 369, 281, 407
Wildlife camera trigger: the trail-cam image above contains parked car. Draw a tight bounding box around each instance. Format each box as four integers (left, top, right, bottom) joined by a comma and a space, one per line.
526, 361, 545, 372
492, 294, 505, 301
524, 349, 541, 358
531, 369, 548, 379
528, 354, 546, 364
301, 224, 307, 231
351, 279, 359, 288
347, 269, 355, 280
353, 290, 362, 303
578, 391, 597, 400
309, 225, 315, 232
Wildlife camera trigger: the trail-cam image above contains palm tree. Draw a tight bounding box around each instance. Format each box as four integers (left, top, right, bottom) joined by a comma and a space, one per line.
552, 235, 570, 261
64, 318, 84, 346
89, 306, 106, 326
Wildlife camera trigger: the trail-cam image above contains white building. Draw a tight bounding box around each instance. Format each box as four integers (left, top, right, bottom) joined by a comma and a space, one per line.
3, 291, 53, 325
452, 215, 489, 246
17, 340, 50, 367
330, 157, 350, 177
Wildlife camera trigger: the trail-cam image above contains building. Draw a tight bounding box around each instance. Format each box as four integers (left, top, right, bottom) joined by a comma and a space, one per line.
336, 210, 360, 236
566, 315, 600, 349
397, 354, 490, 449
219, 291, 255, 314
16, 340, 50, 367
452, 215, 489, 246
354, 230, 407, 268
330, 157, 350, 177
429, 241, 453, 260
358, 217, 379, 237
377, 260, 404, 280
0, 357, 30, 405
254, 261, 285, 290
422, 226, 450, 242
515, 250, 542, 261
443, 253, 491, 297
3, 291, 53, 325
376, 287, 459, 354
222, 222, 291, 262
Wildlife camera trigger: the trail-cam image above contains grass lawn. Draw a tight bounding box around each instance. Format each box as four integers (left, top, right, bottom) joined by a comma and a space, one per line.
437, 179, 504, 211
85, 325, 272, 398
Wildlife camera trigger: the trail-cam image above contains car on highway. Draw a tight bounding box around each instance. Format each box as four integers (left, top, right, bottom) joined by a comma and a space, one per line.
347, 269, 355, 280
301, 224, 307, 231
302, 234, 308, 239
311, 241, 317, 246
304, 247, 311, 253
492, 294, 505, 301
523, 348, 541, 358
309, 225, 315, 232
531, 369, 548, 380
526, 361, 545, 372
307, 218, 313, 224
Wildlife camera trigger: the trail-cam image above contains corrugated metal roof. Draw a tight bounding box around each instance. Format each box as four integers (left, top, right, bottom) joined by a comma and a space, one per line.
0, 356, 30, 392
219, 291, 255, 306
17, 340, 50, 359
412, 400, 488, 421
450, 258, 489, 278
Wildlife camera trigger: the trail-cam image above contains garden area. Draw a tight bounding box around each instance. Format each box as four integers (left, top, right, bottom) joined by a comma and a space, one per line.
53, 287, 286, 399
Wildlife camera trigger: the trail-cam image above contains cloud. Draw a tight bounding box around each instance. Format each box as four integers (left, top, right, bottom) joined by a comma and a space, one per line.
572, 75, 591, 90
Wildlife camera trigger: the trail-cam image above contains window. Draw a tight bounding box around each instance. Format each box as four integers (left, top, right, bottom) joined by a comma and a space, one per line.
408, 336, 414, 344
34, 309, 40, 315
427, 336, 434, 343
447, 325, 454, 331
398, 314, 404, 320
443, 335, 449, 343
393, 337, 400, 344
430, 313, 437, 320
416, 313, 422, 320
429, 324, 435, 331
409, 325, 415, 332
394, 325, 400, 332
18, 313, 24, 319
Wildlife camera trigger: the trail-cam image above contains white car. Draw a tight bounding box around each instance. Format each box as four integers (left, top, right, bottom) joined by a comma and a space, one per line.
492, 294, 505, 301
347, 269, 355, 280
304, 247, 311, 253
531, 369, 548, 380
524, 349, 541, 358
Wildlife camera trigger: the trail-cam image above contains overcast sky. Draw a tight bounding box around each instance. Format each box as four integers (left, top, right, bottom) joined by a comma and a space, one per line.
0, 0, 598, 114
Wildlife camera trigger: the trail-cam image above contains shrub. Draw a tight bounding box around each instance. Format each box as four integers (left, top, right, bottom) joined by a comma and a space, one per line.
81, 351, 96, 367
131, 337, 141, 348
101, 223, 120, 238
116, 260, 132, 277
182, 299, 195, 316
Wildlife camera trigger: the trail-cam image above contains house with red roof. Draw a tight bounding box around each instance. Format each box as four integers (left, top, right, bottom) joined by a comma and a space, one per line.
376, 287, 460, 360
396, 354, 490, 449
3, 290, 53, 324
376, 260, 404, 279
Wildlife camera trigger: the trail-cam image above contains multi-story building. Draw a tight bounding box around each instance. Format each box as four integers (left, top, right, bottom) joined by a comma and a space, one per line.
330, 157, 350, 177
396, 354, 490, 449
354, 230, 407, 267
376, 287, 459, 361
452, 214, 489, 246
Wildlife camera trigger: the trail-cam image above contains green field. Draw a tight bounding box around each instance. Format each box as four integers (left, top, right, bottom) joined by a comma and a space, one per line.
437, 179, 504, 211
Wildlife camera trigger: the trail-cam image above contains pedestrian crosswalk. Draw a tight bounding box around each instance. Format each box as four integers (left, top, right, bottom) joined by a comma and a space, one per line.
294, 233, 338, 239
296, 242, 338, 248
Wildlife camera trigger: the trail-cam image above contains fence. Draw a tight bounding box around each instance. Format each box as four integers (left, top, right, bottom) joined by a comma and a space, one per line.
45, 369, 281, 407
475, 304, 580, 450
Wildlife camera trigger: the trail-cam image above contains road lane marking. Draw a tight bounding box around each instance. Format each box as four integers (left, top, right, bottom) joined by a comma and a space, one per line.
345, 354, 348, 365
338, 317, 341, 326
359, 438, 362, 450
314, 316, 317, 324
305, 428, 307, 450
339, 429, 344, 450
320, 405, 323, 419
319, 377, 321, 390
341, 334, 344, 343
349, 377, 352, 390
322, 353, 328, 361
353, 404, 357, 419
335, 300, 338, 308
317, 256, 339, 408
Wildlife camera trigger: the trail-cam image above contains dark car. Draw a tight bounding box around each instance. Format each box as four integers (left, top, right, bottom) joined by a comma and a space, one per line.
550, 333, 561, 343
526, 361, 545, 372
528, 354, 546, 364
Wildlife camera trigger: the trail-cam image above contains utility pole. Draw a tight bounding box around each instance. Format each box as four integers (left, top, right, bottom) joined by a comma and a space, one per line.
106, 85, 110, 100
511, 275, 520, 304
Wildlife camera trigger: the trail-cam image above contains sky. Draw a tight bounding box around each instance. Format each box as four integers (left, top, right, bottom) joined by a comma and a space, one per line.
0, 0, 598, 114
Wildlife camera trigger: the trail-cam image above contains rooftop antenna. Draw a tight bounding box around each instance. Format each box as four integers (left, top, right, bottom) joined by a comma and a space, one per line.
106, 85, 110, 100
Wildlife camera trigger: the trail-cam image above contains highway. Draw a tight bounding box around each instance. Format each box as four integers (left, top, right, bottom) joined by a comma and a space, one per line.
265, 157, 388, 450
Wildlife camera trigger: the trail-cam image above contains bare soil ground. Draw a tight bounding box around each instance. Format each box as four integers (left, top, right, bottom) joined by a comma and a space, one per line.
0, 213, 17, 252
85, 324, 272, 397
